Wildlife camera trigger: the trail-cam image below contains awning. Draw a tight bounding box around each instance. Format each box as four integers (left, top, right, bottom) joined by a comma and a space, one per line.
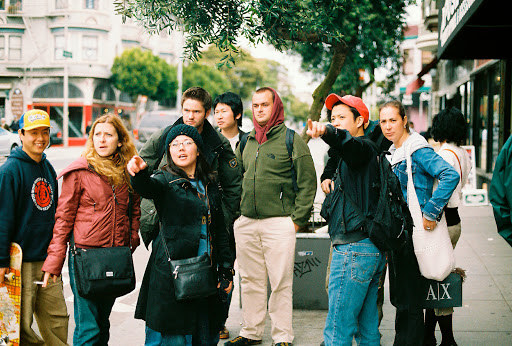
438, 0, 512, 59
405, 57, 439, 95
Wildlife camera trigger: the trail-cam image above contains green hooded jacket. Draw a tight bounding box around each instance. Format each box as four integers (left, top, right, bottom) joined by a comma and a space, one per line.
490, 135, 512, 247
236, 123, 316, 226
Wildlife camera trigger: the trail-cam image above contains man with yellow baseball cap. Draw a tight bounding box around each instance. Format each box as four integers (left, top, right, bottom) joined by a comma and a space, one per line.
0, 109, 69, 345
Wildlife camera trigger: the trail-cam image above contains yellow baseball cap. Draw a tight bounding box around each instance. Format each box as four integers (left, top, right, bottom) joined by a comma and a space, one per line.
19, 109, 51, 131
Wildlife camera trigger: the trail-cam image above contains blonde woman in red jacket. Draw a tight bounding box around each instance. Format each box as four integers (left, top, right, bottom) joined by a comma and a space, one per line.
42, 114, 141, 346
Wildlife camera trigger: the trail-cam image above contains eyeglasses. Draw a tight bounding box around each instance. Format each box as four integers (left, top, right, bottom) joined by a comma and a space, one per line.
170, 140, 195, 148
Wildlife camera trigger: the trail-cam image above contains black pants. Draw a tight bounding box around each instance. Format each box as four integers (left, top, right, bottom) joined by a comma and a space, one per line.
388, 236, 424, 346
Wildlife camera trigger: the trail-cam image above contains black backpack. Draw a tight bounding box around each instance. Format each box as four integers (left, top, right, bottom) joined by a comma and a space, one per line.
322, 141, 412, 252
239, 128, 298, 192
366, 148, 413, 251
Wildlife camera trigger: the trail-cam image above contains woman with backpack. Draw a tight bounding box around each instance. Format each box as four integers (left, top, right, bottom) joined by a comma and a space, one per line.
42, 114, 141, 345
379, 100, 459, 346
127, 124, 234, 346
424, 107, 471, 346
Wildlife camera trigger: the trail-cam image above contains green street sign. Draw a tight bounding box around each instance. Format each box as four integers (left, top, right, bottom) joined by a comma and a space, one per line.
63, 50, 72, 58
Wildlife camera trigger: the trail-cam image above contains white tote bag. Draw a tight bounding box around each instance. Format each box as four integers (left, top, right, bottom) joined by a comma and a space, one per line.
405, 145, 455, 281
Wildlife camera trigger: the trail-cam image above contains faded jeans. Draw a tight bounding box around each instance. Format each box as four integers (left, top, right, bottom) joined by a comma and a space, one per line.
323, 238, 385, 346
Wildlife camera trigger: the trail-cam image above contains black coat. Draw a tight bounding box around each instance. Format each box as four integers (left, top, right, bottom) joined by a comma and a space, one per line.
321, 125, 380, 245
132, 168, 232, 335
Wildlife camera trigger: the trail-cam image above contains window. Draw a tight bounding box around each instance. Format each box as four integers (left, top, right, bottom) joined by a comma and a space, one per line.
55, 0, 67, 9
0, 36, 5, 60
82, 35, 97, 60
403, 49, 414, 75
84, 0, 97, 9
8, 35, 21, 60
54, 35, 64, 60
0, 0, 5, 10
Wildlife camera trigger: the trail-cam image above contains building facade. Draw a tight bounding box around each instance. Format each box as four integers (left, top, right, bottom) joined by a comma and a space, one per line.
0, 0, 180, 144
412, 0, 512, 189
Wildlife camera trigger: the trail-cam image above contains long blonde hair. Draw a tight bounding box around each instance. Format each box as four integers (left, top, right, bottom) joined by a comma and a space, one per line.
83, 114, 137, 189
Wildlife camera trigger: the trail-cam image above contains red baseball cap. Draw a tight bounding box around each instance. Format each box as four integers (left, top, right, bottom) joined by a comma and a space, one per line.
325, 94, 369, 124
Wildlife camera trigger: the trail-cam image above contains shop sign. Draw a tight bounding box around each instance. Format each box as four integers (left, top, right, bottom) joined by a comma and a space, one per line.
10, 89, 23, 118
439, 0, 483, 51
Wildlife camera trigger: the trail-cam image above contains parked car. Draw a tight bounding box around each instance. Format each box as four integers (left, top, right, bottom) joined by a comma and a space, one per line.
0, 127, 21, 156
49, 120, 63, 146
133, 109, 180, 150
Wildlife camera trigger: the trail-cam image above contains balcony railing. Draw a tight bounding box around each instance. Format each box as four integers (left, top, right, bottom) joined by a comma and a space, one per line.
6, 0, 22, 15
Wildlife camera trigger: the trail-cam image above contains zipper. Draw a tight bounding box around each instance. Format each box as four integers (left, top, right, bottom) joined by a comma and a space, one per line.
253, 146, 260, 216
280, 185, 285, 212
111, 185, 117, 246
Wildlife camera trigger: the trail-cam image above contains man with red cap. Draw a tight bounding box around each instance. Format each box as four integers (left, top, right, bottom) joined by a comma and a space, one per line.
307, 95, 386, 345
225, 87, 316, 346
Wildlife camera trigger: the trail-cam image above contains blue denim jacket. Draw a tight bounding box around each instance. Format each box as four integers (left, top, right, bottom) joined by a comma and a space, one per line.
392, 147, 459, 221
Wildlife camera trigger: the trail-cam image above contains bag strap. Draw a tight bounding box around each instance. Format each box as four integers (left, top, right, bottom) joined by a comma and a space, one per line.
443, 148, 462, 183
286, 128, 299, 192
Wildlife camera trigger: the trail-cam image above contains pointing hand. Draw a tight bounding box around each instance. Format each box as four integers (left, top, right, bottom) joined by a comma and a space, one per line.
127, 155, 148, 176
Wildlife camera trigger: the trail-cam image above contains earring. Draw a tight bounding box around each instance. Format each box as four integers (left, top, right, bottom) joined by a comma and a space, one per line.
404, 124, 406, 129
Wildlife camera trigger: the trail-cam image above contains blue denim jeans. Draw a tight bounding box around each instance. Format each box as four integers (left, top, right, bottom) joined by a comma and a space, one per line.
323, 238, 386, 346
69, 250, 116, 346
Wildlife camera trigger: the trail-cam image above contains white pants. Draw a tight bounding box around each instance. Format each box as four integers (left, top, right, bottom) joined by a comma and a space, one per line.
234, 215, 296, 343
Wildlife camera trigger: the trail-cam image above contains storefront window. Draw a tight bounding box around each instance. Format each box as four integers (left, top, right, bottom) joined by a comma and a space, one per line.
475, 71, 489, 170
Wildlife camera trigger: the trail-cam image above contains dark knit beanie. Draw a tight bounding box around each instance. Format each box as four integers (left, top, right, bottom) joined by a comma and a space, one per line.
165, 124, 204, 151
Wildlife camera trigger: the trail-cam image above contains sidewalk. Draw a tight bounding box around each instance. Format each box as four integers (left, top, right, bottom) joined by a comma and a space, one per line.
223, 205, 512, 345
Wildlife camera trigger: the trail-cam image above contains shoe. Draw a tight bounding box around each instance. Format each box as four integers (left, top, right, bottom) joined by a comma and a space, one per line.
224, 336, 262, 345
219, 326, 230, 339
275, 343, 293, 346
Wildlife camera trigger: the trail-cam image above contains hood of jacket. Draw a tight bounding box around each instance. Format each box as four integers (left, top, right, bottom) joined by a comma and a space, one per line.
388, 132, 430, 166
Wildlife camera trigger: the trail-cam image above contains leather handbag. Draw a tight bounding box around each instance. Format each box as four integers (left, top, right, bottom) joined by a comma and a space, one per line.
405, 145, 455, 281
159, 231, 217, 301
72, 193, 136, 299
72, 245, 136, 299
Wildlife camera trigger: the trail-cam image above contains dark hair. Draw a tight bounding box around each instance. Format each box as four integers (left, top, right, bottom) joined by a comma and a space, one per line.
431, 107, 467, 146
327, 101, 360, 121
213, 92, 244, 127
165, 146, 216, 185
255, 87, 275, 102
182, 87, 212, 112
379, 99, 409, 132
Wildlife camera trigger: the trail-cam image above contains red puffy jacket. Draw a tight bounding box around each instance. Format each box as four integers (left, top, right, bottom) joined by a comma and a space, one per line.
42, 157, 141, 276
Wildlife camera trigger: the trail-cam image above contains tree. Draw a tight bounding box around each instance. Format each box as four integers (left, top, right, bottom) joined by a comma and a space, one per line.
183, 63, 233, 100
114, 0, 410, 137
111, 47, 177, 103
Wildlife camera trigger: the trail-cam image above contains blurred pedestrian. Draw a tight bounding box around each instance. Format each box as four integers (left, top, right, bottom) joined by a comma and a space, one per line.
427, 107, 471, 346
1, 118, 11, 131
128, 124, 234, 346
0, 109, 68, 345
490, 134, 512, 247
42, 114, 141, 345
379, 100, 459, 346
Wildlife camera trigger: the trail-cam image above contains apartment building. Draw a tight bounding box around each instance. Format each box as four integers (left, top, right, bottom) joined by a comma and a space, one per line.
0, 0, 180, 144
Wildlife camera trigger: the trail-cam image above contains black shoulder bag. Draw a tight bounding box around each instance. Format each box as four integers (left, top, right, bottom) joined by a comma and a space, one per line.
72, 193, 136, 299
159, 228, 217, 301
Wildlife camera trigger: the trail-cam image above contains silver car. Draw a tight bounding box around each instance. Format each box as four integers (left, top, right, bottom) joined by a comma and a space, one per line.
133, 109, 181, 150
0, 127, 21, 156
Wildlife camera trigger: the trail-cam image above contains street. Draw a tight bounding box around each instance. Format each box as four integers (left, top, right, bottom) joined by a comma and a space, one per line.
2, 141, 512, 345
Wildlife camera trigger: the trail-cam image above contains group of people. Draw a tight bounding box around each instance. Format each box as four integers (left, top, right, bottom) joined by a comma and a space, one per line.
0, 84, 476, 346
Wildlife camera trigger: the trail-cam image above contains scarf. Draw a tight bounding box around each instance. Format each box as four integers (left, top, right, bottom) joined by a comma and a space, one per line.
253, 88, 284, 144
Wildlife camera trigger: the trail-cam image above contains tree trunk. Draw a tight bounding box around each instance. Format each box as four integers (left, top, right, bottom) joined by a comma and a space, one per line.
301, 41, 349, 141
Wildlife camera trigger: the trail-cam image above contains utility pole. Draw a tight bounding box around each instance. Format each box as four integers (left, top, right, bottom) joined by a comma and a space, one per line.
63, 14, 70, 147
176, 32, 184, 112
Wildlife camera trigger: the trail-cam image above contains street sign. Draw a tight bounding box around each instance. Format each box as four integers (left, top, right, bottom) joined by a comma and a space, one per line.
63, 50, 72, 58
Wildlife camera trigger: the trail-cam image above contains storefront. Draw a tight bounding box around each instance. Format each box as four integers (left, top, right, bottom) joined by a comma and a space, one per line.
436, 0, 512, 189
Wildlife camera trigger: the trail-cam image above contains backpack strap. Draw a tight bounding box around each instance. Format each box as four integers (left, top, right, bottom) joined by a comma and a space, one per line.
443, 148, 462, 182
238, 132, 249, 155
286, 128, 299, 192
